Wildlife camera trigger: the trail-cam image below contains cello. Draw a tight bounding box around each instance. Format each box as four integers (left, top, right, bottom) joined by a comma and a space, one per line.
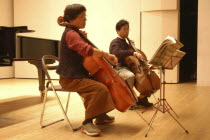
57, 16, 138, 112
125, 38, 160, 96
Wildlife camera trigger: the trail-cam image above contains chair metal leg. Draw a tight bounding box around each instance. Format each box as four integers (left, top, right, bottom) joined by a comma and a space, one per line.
40, 89, 64, 128
53, 90, 75, 131
40, 56, 81, 131
40, 85, 80, 131
65, 92, 71, 114
40, 89, 48, 127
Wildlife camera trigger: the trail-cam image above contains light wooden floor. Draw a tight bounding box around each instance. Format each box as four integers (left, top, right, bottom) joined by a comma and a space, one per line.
0, 79, 210, 140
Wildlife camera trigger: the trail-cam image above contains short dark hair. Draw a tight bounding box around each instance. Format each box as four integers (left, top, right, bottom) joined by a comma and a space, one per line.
63, 4, 86, 22
116, 19, 129, 31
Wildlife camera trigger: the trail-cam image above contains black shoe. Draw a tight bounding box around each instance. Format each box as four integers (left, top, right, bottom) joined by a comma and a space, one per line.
136, 97, 153, 108
94, 114, 115, 125
129, 105, 135, 110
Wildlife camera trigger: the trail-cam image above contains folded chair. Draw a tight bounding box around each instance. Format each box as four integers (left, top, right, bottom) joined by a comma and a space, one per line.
40, 55, 78, 131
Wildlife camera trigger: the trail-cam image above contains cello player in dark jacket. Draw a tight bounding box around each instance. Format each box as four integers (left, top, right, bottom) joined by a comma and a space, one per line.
109, 19, 153, 109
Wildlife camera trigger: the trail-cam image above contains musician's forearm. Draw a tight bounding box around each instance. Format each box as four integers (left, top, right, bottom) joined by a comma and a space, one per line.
92, 48, 108, 57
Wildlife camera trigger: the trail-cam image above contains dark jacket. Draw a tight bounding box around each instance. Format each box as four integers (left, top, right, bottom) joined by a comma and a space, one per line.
56, 27, 90, 78
109, 37, 134, 67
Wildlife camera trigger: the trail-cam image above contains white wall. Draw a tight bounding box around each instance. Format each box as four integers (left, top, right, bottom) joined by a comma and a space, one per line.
4, 0, 210, 85
13, 0, 141, 78
14, 0, 141, 52
140, 0, 180, 83
141, 0, 178, 11
0, 0, 14, 78
197, 0, 210, 86
0, 0, 13, 26
13, 0, 181, 82
0, 66, 14, 78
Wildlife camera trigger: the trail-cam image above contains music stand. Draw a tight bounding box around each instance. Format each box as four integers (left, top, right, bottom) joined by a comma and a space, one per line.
144, 36, 189, 136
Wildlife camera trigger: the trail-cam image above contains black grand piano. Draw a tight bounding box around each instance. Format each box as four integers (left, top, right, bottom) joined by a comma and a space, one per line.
0, 26, 58, 96
18, 36, 59, 96
0, 26, 34, 66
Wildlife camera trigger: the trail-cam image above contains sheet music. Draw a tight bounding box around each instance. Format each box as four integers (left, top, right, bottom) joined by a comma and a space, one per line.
164, 50, 186, 69
149, 36, 185, 69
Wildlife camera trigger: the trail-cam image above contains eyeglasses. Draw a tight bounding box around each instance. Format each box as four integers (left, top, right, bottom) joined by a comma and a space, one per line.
121, 28, 130, 31
78, 12, 87, 19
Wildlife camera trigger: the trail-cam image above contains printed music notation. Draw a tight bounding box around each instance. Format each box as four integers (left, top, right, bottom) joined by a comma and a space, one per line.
149, 36, 186, 69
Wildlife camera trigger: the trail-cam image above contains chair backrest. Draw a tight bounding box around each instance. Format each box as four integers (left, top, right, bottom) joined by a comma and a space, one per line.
42, 55, 60, 81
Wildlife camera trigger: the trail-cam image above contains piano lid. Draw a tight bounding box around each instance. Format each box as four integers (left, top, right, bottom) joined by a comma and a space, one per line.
0, 26, 35, 33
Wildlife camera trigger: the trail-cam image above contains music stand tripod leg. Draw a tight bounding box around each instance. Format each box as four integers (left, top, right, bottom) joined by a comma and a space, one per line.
133, 108, 154, 130
158, 71, 189, 134
160, 68, 188, 133
145, 101, 161, 137
164, 103, 189, 133
142, 97, 160, 113
145, 68, 189, 137
164, 99, 179, 118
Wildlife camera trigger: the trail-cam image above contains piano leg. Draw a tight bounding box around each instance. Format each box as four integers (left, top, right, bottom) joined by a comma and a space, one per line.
37, 66, 46, 97
28, 59, 55, 97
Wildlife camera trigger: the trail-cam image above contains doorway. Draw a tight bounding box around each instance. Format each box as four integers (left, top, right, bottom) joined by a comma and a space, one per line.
179, 0, 198, 82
